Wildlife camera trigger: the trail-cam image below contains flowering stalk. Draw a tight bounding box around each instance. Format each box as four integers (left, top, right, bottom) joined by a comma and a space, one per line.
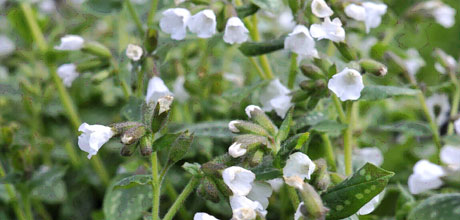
163, 177, 200, 220
332, 94, 346, 123
320, 133, 336, 172
151, 151, 160, 220
417, 92, 442, 163
125, 0, 145, 36
288, 53, 298, 89
344, 101, 355, 175
251, 15, 275, 80
20, 3, 47, 52
147, 0, 160, 28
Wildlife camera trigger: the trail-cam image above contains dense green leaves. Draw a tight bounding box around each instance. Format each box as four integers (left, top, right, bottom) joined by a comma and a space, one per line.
168, 131, 194, 163
310, 120, 347, 134
121, 97, 143, 122
408, 193, 460, 220
360, 85, 419, 101
322, 163, 394, 219
238, 37, 285, 56
276, 108, 293, 143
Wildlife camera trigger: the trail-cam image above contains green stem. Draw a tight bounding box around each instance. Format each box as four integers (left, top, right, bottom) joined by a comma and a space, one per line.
250, 16, 274, 79
417, 92, 442, 163
151, 152, 160, 220
64, 141, 81, 168
20, 3, 47, 52
447, 71, 460, 135
162, 177, 199, 220
147, 0, 159, 28
320, 133, 336, 172
23, 195, 33, 220
165, 180, 191, 220
32, 200, 52, 220
287, 186, 300, 210
249, 57, 267, 79
332, 94, 346, 123
0, 163, 27, 220
90, 156, 110, 186
344, 102, 355, 176
288, 54, 298, 89
136, 68, 145, 97
125, 0, 145, 36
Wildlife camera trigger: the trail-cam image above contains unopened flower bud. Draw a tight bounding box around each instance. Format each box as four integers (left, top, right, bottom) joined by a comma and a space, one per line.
228, 120, 270, 137
250, 150, 264, 166
197, 176, 221, 203
334, 42, 358, 62
201, 162, 225, 176
359, 59, 388, 76
91, 70, 111, 84
311, 159, 330, 191
76, 59, 108, 73
245, 105, 278, 135
144, 28, 158, 53
298, 182, 329, 219
139, 134, 153, 156
151, 95, 174, 133
291, 90, 310, 103
120, 125, 146, 145
300, 64, 325, 80
229, 134, 269, 158
81, 41, 112, 59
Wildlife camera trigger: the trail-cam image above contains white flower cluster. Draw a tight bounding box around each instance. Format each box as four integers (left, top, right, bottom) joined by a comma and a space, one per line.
345, 1, 388, 33
54, 35, 85, 87
419, 0, 456, 28
160, 8, 249, 44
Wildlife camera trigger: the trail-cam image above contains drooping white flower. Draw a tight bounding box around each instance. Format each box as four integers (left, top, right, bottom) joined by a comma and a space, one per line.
223, 166, 255, 196
356, 147, 384, 166
223, 17, 249, 44
78, 123, 115, 159
294, 202, 305, 220
408, 160, 445, 194
266, 178, 283, 192
327, 67, 364, 101
160, 8, 191, 40
173, 76, 189, 103
362, 2, 387, 33
284, 25, 318, 59
125, 44, 143, 61
404, 48, 425, 76
345, 4, 366, 21
259, 79, 293, 118
440, 145, 460, 169
245, 105, 263, 119
57, 63, 79, 87
247, 181, 273, 209
0, 35, 15, 56
229, 142, 246, 158
426, 93, 450, 126
311, 0, 333, 18
230, 195, 266, 220
432, 4, 456, 28
358, 191, 384, 215
278, 10, 296, 31
283, 152, 316, 181
310, 17, 345, 42
187, 9, 217, 38
193, 212, 219, 220
145, 76, 173, 104
454, 118, 460, 134
55, 35, 85, 51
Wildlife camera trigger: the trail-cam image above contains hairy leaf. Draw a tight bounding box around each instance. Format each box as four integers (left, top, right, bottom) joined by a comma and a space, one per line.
408, 193, 460, 220
360, 85, 419, 101
238, 37, 285, 56
113, 175, 152, 189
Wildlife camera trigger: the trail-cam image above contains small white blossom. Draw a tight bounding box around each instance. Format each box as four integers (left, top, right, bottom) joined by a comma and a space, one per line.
311, 0, 333, 18
440, 145, 460, 169
187, 9, 217, 39
435, 62, 446, 74
229, 142, 246, 158
57, 63, 79, 87
432, 3, 456, 28
223, 166, 255, 196
404, 48, 425, 76
278, 10, 296, 31
362, 2, 387, 33
78, 123, 115, 159
173, 76, 190, 103
125, 44, 143, 61
230, 195, 266, 220
283, 152, 316, 181
39, 0, 56, 14
55, 35, 85, 51
145, 76, 173, 104
194, 212, 219, 220
426, 93, 450, 126
294, 202, 305, 220
259, 79, 293, 118
228, 120, 240, 133
345, 4, 366, 21
247, 181, 273, 209
310, 17, 346, 42
266, 178, 283, 192
408, 160, 445, 194
356, 147, 383, 166
284, 25, 318, 59
0, 35, 15, 56
327, 67, 364, 101
358, 192, 384, 215
245, 105, 263, 119
223, 17, 249, 44
160, 8, 191, 40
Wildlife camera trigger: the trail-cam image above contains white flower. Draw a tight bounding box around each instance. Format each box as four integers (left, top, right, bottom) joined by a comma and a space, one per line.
78, 123, 114, 159
278, 10, 296, 31
433, 4, 456, 28
404, 48, 425, 76
345, 4, 366, 21
194, 212, 219, 220
440, 145, 460, 169
0, 35, 15, 56
54, 35, 85, 51
327, 67, 364, 101
283, 176, 304, 190
39, 0, 56, 14
223, 166, 255, 196
408, 160, 445, 194
283, 152, 316, 181
145, 76, 173, 104
247, 181, 273, 209
229, 142, 247, 158
160, 8, 191, 40
310, 17, 346, 42
228, 120, 240, 133
356, 147, 383, 166
125, 44, 143, 61
266, 178, 283, 192
245, 105, 263, 119
259, 79, 293, 118
362, 2, 387, 33
230, 195, 266, 220
57, 63, 79, 87
173, 76, 189, 103
224, 17, 249, 44
426, 93, 450, 126
358, 192, 384, 215
294, 202, 305, 220
454, 118, 460, 134
311, 0, 333, 18
284, 25, 318, 59
187, 9, 217, 38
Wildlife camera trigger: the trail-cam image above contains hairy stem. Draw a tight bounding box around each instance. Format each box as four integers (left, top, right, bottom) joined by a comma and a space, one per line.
287, 186, 300, 210
151, 152, 160, 220
147, 0, 159, 28
321, 133, 336, 172
162, 177, 199, 220
332, 94, 346, 123
417, 92, 442, 163
288, 54, 298, 89
447, 70, 460, 135
125, 0, 145, 36
344, 102, 355, 175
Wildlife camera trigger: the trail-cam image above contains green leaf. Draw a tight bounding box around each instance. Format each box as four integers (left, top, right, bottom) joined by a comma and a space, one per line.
180, 121, 234, 139
360, 85, 419, 101
322, 163, 394, 219
250, 156, 282, 180
442, 135, 460, 145
31, 180, 67, 203
222, 80, 268, 102
236, 3, 259, 18
238, 37, 285, 56
442, 170, 460, 188
29, 166, 67, 189
121, 96, 143, 122
103, 177, 152, 220
274, 132, 310, 168
113, 175, 152, 189
276, 108, 293, 143
152, 133, 181, 152
7, 7, 33, 44
310, 120, 347, 134
168, 131, 194, 163
293, 112, 327, 131
249, 0, 282, 11
408, 193, 460, 220
377, 121, 431, 136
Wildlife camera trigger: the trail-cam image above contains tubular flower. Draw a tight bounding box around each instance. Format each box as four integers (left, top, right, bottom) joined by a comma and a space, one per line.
223, 17, 249, 44
327, 67, 364, 101
187, 9, 217, 38
126, 44, 143, 61
57, 63, 79, 87
283, 152, 316, 181
55, 35, 84, 51
284, 25, 318, 59
223, 166, 256, 196
311, 0, 333, 18
310, 17, 346, 42
259, 79, 293, 118
230, 195, 267, 220
78, 123, 115, 159
145, 76, 173, 104
408, 160, 445, 194
160, 8, 191, 40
